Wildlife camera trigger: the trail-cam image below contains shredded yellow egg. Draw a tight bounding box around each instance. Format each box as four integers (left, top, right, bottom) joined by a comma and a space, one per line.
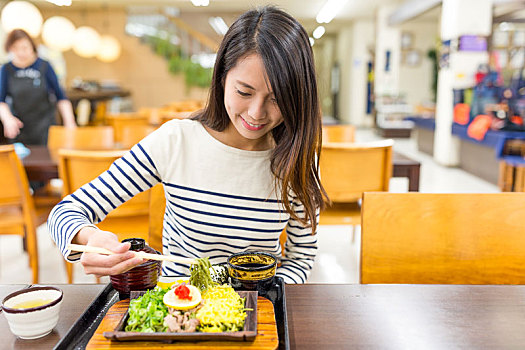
196, 284, 247, 333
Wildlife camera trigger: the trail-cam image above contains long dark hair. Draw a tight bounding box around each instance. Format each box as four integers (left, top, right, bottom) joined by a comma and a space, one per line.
194, 6, 328, 233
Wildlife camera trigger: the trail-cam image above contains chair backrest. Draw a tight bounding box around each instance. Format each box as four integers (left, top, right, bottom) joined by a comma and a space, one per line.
47, 126, 115, 158
166, 100, 204, 112
119, 124, 157, 149
361, 192, 525, 284
0, 145, 32, 207
137, 107, 161, 126
58, 149, 150, 218
320, 140, 393, 202
322, 124, 356, 143
0, 145, 39, 283
159, 111, 194, 125
148, 183, 166, 252
105, 113, 150, 145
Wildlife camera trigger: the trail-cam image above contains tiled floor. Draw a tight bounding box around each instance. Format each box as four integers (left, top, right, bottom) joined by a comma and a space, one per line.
0, 128, 499, 285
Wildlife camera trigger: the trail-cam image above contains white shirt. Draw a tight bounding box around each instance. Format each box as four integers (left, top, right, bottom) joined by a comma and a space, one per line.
48, 119, 318, 283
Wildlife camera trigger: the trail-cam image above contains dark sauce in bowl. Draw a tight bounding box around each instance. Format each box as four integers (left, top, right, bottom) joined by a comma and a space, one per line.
227, 251, 277, 293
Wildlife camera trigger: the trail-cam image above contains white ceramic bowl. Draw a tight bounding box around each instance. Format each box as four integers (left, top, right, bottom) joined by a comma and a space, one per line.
1, 286, 63, 339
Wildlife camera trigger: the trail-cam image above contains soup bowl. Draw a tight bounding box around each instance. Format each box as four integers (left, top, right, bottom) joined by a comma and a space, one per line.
227, 251, 277, 293
110, 238, 161, 299
1, 286, 63, 339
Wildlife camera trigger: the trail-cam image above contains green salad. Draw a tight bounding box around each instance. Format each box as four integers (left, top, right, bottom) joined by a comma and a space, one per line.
125, 288, 170, 332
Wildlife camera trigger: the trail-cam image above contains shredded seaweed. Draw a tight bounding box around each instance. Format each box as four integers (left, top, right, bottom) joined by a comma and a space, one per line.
189, 257, 217, 292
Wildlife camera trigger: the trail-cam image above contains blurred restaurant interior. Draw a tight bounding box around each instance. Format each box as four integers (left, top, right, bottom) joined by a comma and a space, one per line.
2, 1, 525, 348
0, 0, 524, 286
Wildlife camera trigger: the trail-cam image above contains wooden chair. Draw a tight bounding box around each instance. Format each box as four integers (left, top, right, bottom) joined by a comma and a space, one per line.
148, 183, 166, 253
157, 100, 203, 125
0, 145, 39, 283
361, 192, 525, 284
322, 124, 356, 143
137, 107, 161, 126
159, 110, 195, 125
58, 149, 151, 283
34, 125, 116, 227
104, 113, 150, 147
319, 139, 393, 227
119, 124, 157, 149
47, 125, 115, 156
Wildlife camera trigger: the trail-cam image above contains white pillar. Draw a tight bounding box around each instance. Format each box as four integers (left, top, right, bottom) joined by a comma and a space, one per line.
336, 26, 352, 124
349, 20, 375, 127
374, 5, 401, 97
337, 21, 375, 126
434, 0, 492, 166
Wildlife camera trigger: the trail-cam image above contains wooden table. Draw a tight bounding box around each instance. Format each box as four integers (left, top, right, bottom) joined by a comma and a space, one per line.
392, 152, 421, 191
0, 284, 105, 349
2, 284, 525, 349
65, 88, 131, 103
22, 146, 421, 192
287, 284, 525, 349
22, 146, 58, 182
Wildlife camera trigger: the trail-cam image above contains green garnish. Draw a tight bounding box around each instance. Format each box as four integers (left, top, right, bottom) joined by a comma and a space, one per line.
125, 287, 169, 332
189, 257, 217, 292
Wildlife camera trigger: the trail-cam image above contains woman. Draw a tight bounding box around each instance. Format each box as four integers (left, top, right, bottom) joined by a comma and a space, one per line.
0, 29, 76, 145
48, 6, 327, 284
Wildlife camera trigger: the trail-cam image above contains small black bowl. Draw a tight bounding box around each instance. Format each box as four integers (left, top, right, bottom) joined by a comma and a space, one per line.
227, 251, 277, 293
109, 238, 161, 299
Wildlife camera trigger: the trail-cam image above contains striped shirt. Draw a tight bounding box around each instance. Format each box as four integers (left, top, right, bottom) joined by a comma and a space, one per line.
48, 119, 318, 283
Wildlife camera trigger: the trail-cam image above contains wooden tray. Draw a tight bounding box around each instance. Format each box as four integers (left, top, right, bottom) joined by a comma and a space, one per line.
86, 294, 278, 349
104, 291, 257, 341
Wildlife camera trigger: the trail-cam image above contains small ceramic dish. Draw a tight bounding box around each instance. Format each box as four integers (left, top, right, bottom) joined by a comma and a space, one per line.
1, 286, 63, 339
227, 251, 277, 293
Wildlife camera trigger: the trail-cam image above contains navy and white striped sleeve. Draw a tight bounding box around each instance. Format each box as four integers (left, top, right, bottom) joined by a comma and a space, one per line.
277, 200, 319, 283
47, 142, 162, 261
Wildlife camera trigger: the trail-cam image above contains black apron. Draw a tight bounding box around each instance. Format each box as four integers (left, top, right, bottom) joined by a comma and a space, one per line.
6, 60, 56, 145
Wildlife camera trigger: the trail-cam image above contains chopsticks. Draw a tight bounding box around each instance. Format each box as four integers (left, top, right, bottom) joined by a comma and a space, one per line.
67, 244, 197, 265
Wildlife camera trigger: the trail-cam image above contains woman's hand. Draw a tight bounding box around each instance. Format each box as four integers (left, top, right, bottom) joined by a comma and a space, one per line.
2, 114, 23, 139
75, 227, 144, 277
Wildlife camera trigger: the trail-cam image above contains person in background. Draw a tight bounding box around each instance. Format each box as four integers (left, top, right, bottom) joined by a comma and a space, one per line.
0, 29, 76, 145
48, 6, 327, 284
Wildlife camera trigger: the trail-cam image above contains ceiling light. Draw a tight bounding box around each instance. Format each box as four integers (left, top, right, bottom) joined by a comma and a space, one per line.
46, 0, 72, 5
498, 22, 514, 31
313, 26, 325, 39
208, 16, 228, 35
309, 37, 315, 46
96, 35, 121, 62
42, 16, 75, 51
190, 0, 209, 6
1, 1, 43, 37
72, 26, 101, 58
316, 0, 349, 24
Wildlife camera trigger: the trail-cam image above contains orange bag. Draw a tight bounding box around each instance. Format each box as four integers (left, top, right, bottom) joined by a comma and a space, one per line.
467, 115, 492, 141
453, 103, 471, 125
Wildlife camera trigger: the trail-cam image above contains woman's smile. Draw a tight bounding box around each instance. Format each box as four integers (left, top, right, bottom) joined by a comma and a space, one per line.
239, 115, 266, 131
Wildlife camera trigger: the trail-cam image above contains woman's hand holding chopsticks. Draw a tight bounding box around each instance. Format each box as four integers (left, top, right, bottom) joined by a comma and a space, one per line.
71, 227, 145, 277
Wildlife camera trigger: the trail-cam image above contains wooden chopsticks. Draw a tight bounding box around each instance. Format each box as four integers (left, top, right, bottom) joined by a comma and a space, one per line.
67, 244, 196, 265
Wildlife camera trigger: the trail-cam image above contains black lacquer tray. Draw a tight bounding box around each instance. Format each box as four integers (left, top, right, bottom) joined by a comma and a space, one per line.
53, 276, 289, 350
